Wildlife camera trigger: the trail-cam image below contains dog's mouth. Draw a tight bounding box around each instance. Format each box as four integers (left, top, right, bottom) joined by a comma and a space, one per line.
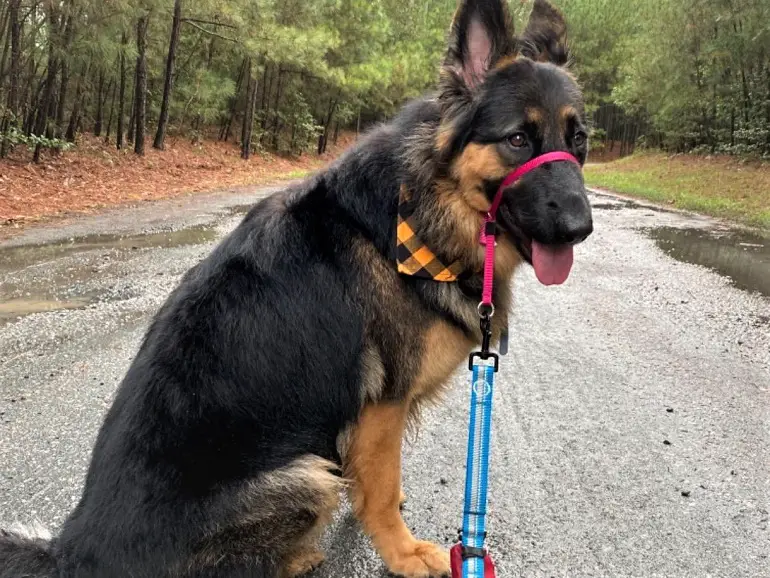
496, 207, 575, 286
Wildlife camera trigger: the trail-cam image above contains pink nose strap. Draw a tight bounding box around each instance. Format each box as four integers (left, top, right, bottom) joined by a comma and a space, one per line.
480, 151, 581, 312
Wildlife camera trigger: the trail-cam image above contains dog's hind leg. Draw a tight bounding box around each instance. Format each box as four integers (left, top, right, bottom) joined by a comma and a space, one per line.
279, 492, 335, 578
346, 403, 450, 578
186, 456, 342, 578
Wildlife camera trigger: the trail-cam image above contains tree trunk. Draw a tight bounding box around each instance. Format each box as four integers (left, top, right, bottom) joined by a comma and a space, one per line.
356, 107, 361, 136
0, 0, 21, 158
65, 67, 86, 141
0, 8, 10, 95
33, 59, 58, 162
105, 79, 117, 142
317, 96, 337, 155
94, 70, 105, 136
127, 78, 136, 143
740, 66, 751, 124
765, 62, 770, 152
260, 62, 273, 135
154, 0, 182, 150
55, 15, 74, 139
220, 57, 247, 142
133, 14, 149, 155
117, 31, 127, 149
241, 61, 254, 159
269, 66, 284, 150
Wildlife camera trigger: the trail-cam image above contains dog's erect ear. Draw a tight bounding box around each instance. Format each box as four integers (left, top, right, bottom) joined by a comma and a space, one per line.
519, 0, 569, 65
445, 0, 515, 88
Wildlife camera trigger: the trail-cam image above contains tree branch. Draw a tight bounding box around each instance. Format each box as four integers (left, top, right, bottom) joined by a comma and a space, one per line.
183, 20, 238, 43
181, 17, 237, 29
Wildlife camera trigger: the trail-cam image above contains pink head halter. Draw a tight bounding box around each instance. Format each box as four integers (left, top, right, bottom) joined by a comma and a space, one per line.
479, 151, 581, 315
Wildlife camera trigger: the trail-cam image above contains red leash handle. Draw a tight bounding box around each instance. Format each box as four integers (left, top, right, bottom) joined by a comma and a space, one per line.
479, 151, 581, 310
450, 543, 497, 578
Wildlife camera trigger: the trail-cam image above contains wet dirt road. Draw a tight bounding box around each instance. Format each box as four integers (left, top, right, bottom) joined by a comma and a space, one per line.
1, 186, 768, 577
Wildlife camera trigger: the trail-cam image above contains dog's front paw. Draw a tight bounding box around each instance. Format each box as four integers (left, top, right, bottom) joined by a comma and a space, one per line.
385, 540, 450, 578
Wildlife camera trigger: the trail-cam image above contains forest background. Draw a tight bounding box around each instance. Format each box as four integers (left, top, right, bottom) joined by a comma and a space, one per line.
0, 0, 767, 229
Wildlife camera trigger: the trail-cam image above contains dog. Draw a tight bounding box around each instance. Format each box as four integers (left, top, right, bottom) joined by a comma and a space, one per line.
0, 1, 592, 576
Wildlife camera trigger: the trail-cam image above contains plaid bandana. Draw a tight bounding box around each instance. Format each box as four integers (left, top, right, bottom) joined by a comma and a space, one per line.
396, 187, 465, 282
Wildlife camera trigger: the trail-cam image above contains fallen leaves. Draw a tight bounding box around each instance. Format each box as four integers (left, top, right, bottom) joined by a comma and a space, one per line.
0, 133, 354, 237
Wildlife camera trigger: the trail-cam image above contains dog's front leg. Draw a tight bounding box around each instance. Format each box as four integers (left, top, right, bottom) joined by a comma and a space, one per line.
347, 403, 450, 578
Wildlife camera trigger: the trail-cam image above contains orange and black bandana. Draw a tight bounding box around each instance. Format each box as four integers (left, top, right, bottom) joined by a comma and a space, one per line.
396, 187, 465, 282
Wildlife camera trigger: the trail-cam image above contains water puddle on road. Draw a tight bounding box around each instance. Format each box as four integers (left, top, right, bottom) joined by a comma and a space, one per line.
590, 192, 669, 214
0, 225, 218, 324
645, 227, 770, 297
0, 226, 218, 274
0, 295, 99, 325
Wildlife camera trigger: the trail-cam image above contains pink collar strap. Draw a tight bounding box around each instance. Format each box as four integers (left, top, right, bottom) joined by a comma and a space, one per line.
479, 151, 581, 315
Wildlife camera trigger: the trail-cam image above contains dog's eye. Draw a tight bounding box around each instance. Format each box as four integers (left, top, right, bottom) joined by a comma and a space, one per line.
573, 131, 587, 147
509, 133, 528, 148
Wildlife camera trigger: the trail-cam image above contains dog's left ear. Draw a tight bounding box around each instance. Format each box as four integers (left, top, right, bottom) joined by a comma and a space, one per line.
445, 0, 515, 89
519, 0, 569, 65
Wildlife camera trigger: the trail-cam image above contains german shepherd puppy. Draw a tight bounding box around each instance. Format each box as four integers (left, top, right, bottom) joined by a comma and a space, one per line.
0, 1, 592, 576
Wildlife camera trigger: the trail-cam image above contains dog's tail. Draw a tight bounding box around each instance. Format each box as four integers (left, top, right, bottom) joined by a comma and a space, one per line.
0, 523, 57, 578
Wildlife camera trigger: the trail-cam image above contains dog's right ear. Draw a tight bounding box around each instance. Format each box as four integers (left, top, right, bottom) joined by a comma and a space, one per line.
445, 0, 515, 89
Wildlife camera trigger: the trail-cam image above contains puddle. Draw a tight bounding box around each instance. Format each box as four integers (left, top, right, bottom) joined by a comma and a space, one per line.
646, 227, 770, 297
590, 193, 669, 214
592, 202, 629, 211
0, 225, 219, 325
0, 295, 99, 325
0, 225, 218, 274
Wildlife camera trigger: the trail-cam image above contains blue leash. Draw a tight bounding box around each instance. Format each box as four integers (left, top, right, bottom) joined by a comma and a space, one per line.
461, 356, 496, 577
451, 315, 502, 578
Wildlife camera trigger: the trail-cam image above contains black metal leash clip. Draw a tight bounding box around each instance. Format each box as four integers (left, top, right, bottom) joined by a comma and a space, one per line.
468, 311, 499, 372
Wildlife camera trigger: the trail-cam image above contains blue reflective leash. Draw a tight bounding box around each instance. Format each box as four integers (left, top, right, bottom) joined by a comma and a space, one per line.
462, 348, 497, 577
450, 313, 500, 578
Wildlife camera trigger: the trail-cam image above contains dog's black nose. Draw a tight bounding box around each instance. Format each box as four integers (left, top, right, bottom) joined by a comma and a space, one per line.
552, 191, 593, 245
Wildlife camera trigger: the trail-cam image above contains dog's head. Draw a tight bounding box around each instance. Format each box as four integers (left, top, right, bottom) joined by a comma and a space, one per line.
436, 0, 592, 285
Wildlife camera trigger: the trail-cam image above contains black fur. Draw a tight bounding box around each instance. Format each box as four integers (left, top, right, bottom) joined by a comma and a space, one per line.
1, 2, 592, 577
0, 529, 56, 577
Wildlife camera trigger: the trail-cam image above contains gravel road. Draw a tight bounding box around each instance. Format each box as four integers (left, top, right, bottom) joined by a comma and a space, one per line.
1, 185, 768, 577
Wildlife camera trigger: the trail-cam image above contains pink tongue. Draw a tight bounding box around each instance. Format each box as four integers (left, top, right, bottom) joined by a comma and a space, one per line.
531, 241, 574, 286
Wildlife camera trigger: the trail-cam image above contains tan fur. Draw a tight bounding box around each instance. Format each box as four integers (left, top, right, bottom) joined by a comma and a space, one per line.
360, 344, 386, 404
452, 143, 509, 207
346, 403, 450, 578
181, 456, 343, 576
439, 143, 526, 277
560, 104, 578, 132
438, 143, 509, 271
281, 549, 326, 578
435, 124, 454, 154
353, 237, 408, 308
434, 179, 485, 268
493, 234, 522, 282
526, 106, 545, 125
411, 321, 474, 405
493, 54, 519, 70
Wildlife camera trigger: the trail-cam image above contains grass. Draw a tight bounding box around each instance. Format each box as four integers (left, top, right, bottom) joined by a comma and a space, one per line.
285, 169, 312, 179
584, 152, 770, 230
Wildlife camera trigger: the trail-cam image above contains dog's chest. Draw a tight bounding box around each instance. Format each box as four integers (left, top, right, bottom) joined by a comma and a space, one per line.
410, 319, 475, 403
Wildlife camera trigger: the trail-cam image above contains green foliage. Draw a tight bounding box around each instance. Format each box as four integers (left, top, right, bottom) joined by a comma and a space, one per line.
558, 0, 770, 156
1, 0, 767, 160
0, 126, 74, 153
